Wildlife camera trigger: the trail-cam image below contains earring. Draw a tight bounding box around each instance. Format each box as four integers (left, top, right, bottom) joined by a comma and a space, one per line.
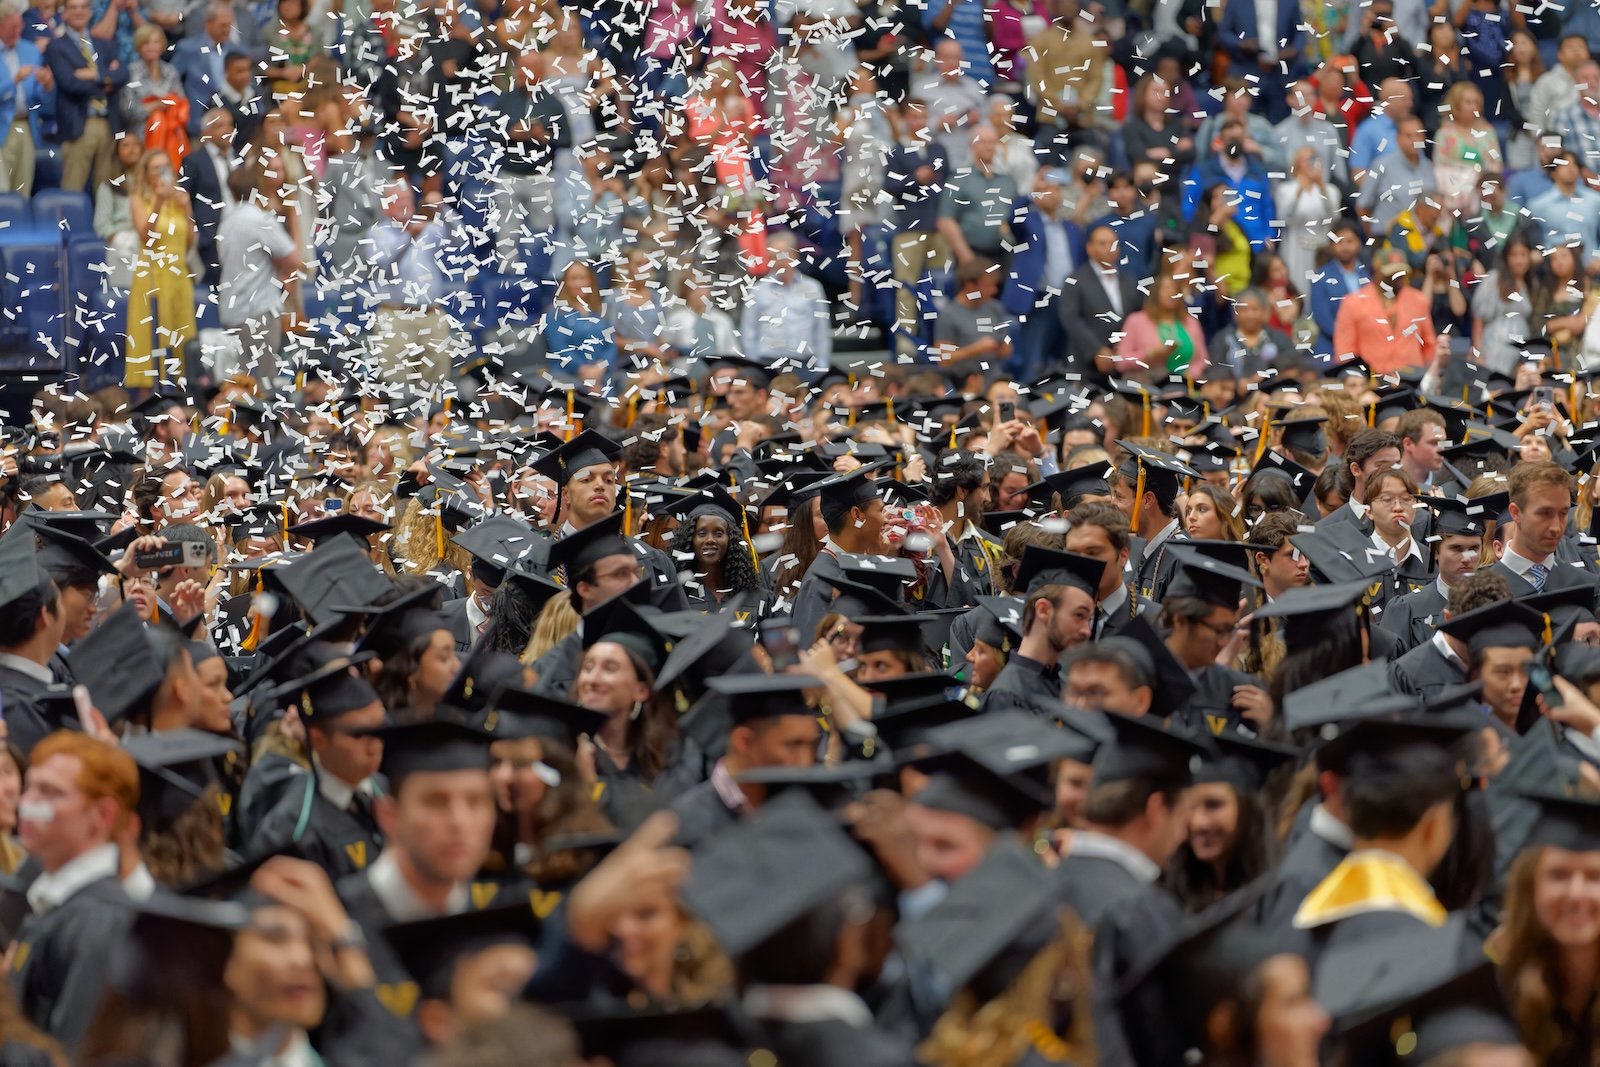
630, 700, 644, 720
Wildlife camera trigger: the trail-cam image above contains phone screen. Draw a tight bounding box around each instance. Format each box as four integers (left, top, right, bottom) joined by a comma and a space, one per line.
759, 621, 802, 671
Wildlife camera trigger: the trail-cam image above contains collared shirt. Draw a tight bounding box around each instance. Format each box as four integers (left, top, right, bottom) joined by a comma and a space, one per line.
1370, 529, 1425, 567
366, 848, 469, 922
1144, 517, 1180, 554
1309, 804, 1354, 850
365, 215, 463, 308
1552, 102, 1600, 174
465, 593, 490, 637
229, 1029, 315, 1067
709, 759, 754, 817
1431, 630, 1466, 670
1094, 264, 1124, 316
122, 862, 157, 902
27, 842, 120, 913
1359, 150, 1436, 233
1254, 0, 1278, 61
0, 652, 53, 685
217, 200, 297, 326
1041, 211, 1072, 292
1529, 183, 1600, 264
205, 142, 235, 208
313, 754, 375, 812
740, 273, 834, 369
1064, 829, 1162, 884
1500, 543, 1556, 578
0, 43, 23, 121
1349, 114, 1398, 174
744, 984, 876, 1029
1099, 583, 1129, 621
1435, 576, 1451, 601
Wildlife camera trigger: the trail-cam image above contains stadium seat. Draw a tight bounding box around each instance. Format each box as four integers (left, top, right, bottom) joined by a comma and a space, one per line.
32, 145, 62, 192
0, 242, 64, 361
32, 189, 93, 235
0, 192, 32, 232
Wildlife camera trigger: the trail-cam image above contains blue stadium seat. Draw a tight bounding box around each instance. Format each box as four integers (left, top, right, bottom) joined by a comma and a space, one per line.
195, 284, 221, 331
32, 189, 93, 235
0, 192, 32, 232
32, 145, 62, 192
0, 242, 64, 360
64, 236, 116, 386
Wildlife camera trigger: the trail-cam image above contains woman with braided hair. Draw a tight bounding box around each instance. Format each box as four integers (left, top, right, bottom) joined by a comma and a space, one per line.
667, 489, 765, 611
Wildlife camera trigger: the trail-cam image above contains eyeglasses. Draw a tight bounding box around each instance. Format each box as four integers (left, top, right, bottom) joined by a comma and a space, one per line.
1372, 493, 1415, 509
1190, 615, 1237, 639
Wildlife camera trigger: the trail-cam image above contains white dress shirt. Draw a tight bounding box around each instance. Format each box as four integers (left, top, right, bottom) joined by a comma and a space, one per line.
1094, 265, 1124, 316
0, 653, 53, 685
367, 849, 469, 922
1500, 544, 1556, 578
27, 842, 120, 913
1309, 804, 1354, 849
1063, 829, 1162, 884
312, 754, 375, 812
744, 984, 876, 1028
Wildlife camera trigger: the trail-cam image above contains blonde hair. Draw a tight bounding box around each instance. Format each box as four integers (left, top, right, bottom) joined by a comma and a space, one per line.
133, 23, 166, 50
918, 911, 1096, 1067
392, 496, 472, 576
524, 591, 581, 664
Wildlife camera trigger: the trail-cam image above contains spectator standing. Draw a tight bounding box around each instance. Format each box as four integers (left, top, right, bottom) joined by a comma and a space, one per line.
883, 98, 949, 354
489, 48, 566, 273
0, 0, 47, 195
94, 129, 143, 288
1528, 32, 1588, 135
1025, 0, 1110, 163
1432, 81, 1501, 216
1528, 150, 1600, 267
23, 0, 60, 47
1114, 261, 1208, 380
178, 106, 233, 286
88, 0, 145, 72
1308, 221, 1369, 356
116, 24, 181, 133
988, 0, 1042, 83
171, 1, 234, 134
217, 47, 263, 145
916, 39, 985, 172
1348, 77, 1413, 183
1358, 113, 1434, 233
1274, 80, 1348, 187
1549, 60, 1600, 175
124, 148, 196, 389
707, 0, 777, 106
922, 0, 992, 85
362, 180, 467, 387
937, 125, 1019, 270
1332, 245, 1439, 374
1120, 73, 1193, 181
261, 0, 319, 103
216, 161, 302, 377
1275, 147, 1341, 283
1349, 0, 1419, 87
1195, 79, 1286, 175
552, 141, 625, 276
935, 255, 1013, 364
837, 68, 894, 313
662, 272, 739, 362
740, 230, 832, 371
1060, 222, 1141, 377
1471, 233, 1536, 378
1215, 0, 1304, 122
988, 96, 1036, 194
540, 261, 617, 373
1207, 288, 1296, 380
1502, 29, 1544, 169
1090, 171, 1155, 276
317, 105, 386, 275
47, 0, 125, 194
606, 246, 670, 370
1180, 118, 1273, 253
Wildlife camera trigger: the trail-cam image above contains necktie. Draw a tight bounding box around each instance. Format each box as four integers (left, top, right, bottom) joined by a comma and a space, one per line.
1527, 563, 1548, 592
77, 36, 105, 112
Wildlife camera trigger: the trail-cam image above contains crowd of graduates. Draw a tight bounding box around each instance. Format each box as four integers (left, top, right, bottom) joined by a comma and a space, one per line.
4, 351, 1600, 1067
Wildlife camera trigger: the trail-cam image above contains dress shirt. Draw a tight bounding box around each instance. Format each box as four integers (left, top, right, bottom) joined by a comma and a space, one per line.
1370, 530, 1425, 567
1431, 630, 1467, 670
365, 216, 461, 308
0, 653, 53, 685
1093, 265, 1124, 315
27, 842, 120, 913
366, 848, 469, 921
1309, 804, 1355, 849
744, 985, 876, 1028
1500, 544, 1556, 579
1064, 829, 1162, 884
313, 754, 375, 812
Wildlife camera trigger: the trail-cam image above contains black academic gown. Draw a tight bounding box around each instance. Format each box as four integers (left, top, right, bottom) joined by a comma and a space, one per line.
1390, 637, 1468, 703
1253, 809, 1350, 931
0, 667, 56, 758
667, 779, 743, 850
792, 549, 846, 646
234, 752, 308, 845
439, 596, 475, 652
1095, 587, 1157, 640
10, 876, 134, 1047
1375, 580, 1447, 653
248, 774, 385, 882
529, 632, 583, 700
752, 1013, 919, 1067
980, 655, 1061, 716
1133, 524, 1186, 603
332, 870, 425, 1060
1175, 664, 1259, 737
591, 739, 706, 833
1488, 557, 1597, 597
46, 650, 73, 687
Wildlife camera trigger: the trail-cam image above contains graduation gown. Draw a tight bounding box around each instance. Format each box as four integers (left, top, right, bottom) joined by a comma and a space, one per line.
1253, 807, 1350, 931
1175, 664, 1259, 737
529, 631, 583, 699
1389, 637, 1468, 703
792, 549, 846, 647
752, 1014, 919, 1067
1095, 587, 1157, 640
1487, 556, 1596, 597
1289, 850, 1471, 967
234, 751, 308, 845
1132, 525, 1186, 603
439, 596, 475, 652
10, 876, 134, 1046
591, 737, 706, 832
1374, 580, 1447, 653
0, 667, 56, 758
248, 775, 385, 882
980, 655, 1061, 716
46, 650, 73, 687
667, 779, 743, 851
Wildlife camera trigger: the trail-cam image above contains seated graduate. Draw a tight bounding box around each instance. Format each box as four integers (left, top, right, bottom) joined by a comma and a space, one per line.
979, 545, 1102, 716
123, 728, 244, 891
383, 901, 541, 1049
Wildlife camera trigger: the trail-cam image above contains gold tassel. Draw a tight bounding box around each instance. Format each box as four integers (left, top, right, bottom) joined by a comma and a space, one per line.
1253, 423, 1270, 464
739, 501, 759, 573
626, 394, 638, 428
949, 423, 958, 450
1140, 393, 1151, 436
886, 396, 895, 423
1130, 465, 1147, 535
624, 490, 633, 535
281, 503, 289, 540
565, 390, 575, 441
1367, 403, 1375, 428
1543, 612, 1554, 648
435, 509, 445, 562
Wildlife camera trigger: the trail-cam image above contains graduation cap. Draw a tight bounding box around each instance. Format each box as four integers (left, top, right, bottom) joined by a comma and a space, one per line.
813, 462, 889, 529
225, 502, 287, 542
482, 687, 608, 745
383, 901, 538, 1000
72, 601, 179, 724
547, 510, 633, 580
1092, 712, 1216, 788
284, 513, 391, 545
415, 469, 487, 532
683, 790, 875, 958
851, 614, 935, 657
440, 643, 528, 717
1196, 732, 1299, 792
1248, 449, 1317, 504
530, 429, 624, 488
1280, 661, 1419, 734
349, 585, 451, 660
582, 593, 670, 674
1285, 531, 1391, 587
1437, 598, 1548, 656
23, 508, 116, 544
653, 604, 757, 695
450, 515, 542, 583
1275, 413, 1328, 456
359, 719, 494, 791
759, 472, 833, 514
836, 553, 917, 602
1095, 614, 1198, 715
893, 842, 1061, 995
30, 523, 116, 578
1164, 543, 1262, 608
978, 509, 1031, 538
970, 595, 1024, 652
271, 536, 394, 627
910, 712, 1097, 829
735, 760, 886, 812
1114, 442, 1198, 534
111, 893, 250, 1003
268, 642, 381, 723
869, 673, 979, 751
1417, 493, 1507, 540
819, 573, 910, 617
707, 353, 776, 390
565, 1003, 753, 1063
1012, 545, 1104, 598
122, 728, 244, 834
1254, 578, 1383, 653
706, 672, 821, 725
1044, 464, 1114, 509
0, 528, 52, 613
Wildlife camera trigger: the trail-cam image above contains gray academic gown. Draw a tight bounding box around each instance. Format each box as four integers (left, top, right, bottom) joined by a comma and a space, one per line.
792, 549, 847, 646
1389, 636, 1468, 703
980, 655, 1061, 716
1374, 580, 1447, 653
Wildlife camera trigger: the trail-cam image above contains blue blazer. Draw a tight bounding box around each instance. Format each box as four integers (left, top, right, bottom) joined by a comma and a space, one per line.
0, 40, 48, 148
1217, 0, 1303, 69
44, 32, 124, 143
171, 34, 229, 135
1309, 260, 1371, 355
1002, 200, 1083, 317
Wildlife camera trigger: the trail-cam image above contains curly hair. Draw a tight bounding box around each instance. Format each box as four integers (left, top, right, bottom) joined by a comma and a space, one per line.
674, 514, 762, 602
482, 579, 539, 657
392, 496, 472, 577
140, 784, 229, 889
918, 910, 1096, 1067
486, 735, 616, 887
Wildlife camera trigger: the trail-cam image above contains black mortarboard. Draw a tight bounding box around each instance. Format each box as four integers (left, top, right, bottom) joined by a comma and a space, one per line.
31, 523, 116, 578
269, 642, 381, 722
383, 902, 538, 1000
1196, 732, 1299, 792
0, 528, 51, 611
566, 1004, 752, 1063
439, 643, 528, 717
72, 601, 175, 724
1418, 493, 1507, 540
869, 674, 979, 752
1094, 614, 1198, 714
1254, 576, 1382, 652
450, 514, 542, 578
531, 429, 624, 487
910, 712, 1096, 828
1045, 464, 1115, 510
813, 462, 888, 528
893, 842, 1059, 993
1437, 598, 1547, 656
25, 509, 116, 544
735, 760, 885, 812
582, 594, 670, 674
707, 354, 775, 390
1012, 545, 1104, 597
123, 728, 244, 834
836, 553, 916, 601
819, 573, 907, 617
361, 719, 493, 790
351, 585, 451, 659
1092, 713, 1215, 787
1164, 543, 1263, 608
1519, 787, 1600, 853
547, 511, 633, 579
662, 484, 747, 530
852, 614, 933, 656
1248, 449, 1317, 504
112, 894, 249, 1002
653, 605, 757, 695
1280, 661, 1418, 734
707, 673, 820, 725
271, 536, 393, 626
1276, 413, 1328, 456
1286, 531, 1391, 586
414, 469, 487, 532
285, 513, 391, 544
483, 686, 608, 745
682, 790, 874, 958
970, 595, 1024, 651
760, 472, 833, 513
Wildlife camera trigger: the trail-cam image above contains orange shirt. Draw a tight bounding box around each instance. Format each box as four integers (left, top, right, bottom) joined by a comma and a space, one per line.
1331, 283, 1436, 375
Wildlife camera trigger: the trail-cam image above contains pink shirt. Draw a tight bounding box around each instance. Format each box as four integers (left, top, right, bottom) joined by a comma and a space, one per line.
644, 0, 696, 58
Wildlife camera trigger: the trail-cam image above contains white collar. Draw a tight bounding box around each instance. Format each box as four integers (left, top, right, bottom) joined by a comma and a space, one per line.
1309, 804, 1355, 850
1435, 576, 1451, 600
465, 593, 490, 635
0, 653, 53, 685
1501, 544, 1555, 576
1065, 829, 1162, 884
27, 842, 121, 913
1370, 529, 1426, 566
1144, 519, 1180, 553
743, 985, 876, 1029
1100, 583, 1128, 617
1347, 498, 1369, 520
1431, 630, 1466, 669
366, 848, 469, 922
122, 861, 158, 902
230, 1029, 315, 1067
312, 754, 373, 812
